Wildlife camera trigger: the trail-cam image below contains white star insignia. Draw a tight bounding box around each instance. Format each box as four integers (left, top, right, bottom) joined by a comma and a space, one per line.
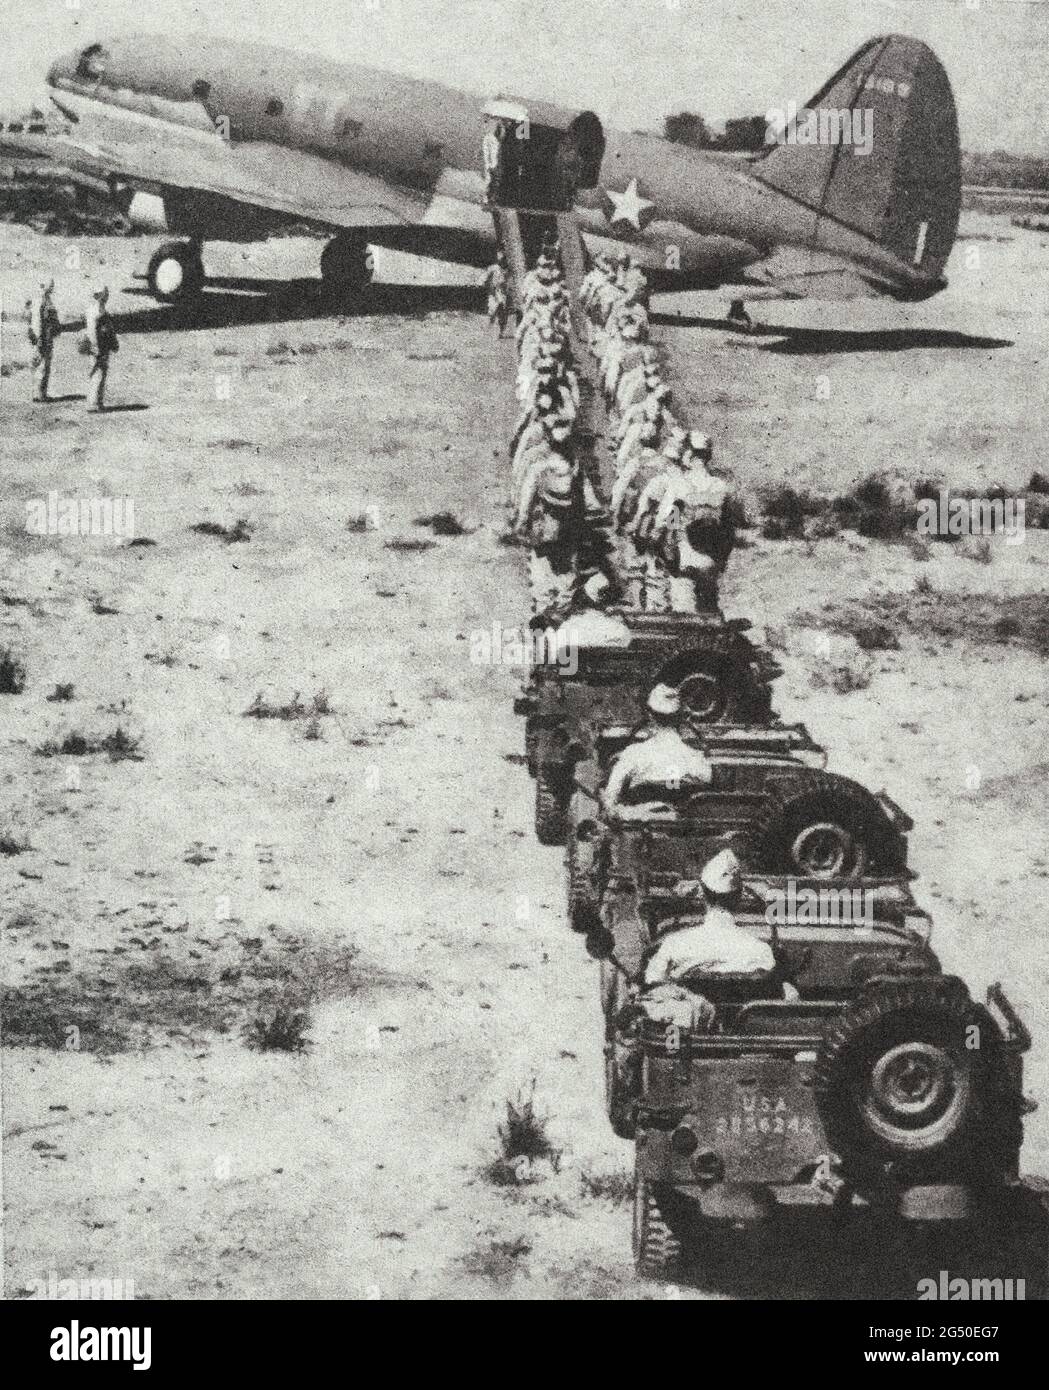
604, 178, 656, 232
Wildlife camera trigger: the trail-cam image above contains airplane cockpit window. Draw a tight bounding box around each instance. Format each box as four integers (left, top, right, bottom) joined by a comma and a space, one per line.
192, 80, 212, 100
265, 98, 284, 117
75, 44, 109, 82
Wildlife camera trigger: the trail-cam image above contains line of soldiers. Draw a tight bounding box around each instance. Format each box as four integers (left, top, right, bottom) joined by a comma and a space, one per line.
501, 243, 772, 1014
580, 251, 736, 615
576, 262, 770, 994
24, 281, 120, 412
508, 237, 616, 622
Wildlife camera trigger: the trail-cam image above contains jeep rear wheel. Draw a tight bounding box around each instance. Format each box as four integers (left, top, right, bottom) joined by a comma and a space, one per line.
605, 1037, 638, 1139
864, 1040, 969, 1151
535, 766, 568, 845
633, 1175, 683, 1278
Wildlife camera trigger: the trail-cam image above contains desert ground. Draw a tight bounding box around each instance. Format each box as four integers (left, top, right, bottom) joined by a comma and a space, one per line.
1, 212, 1048, 1299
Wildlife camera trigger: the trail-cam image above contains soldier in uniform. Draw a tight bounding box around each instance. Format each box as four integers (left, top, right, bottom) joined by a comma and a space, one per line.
579, 253, 614, 317
643, 849, 775, 984
84, 286, 119, 413
601, 311, 649, 406
550, 572, 633, 662
601, 682, 714, 817
484, 251, 510, 337
638, 432, 735, 610
622, 256, 650, 308
512, 406, 574, 502
620, 428, 693, 611
615, 382, 674, 471
607, 847, 777, 1121
615, 346, 662, 414
515, 450, 580, 622
27, 280, 61, 403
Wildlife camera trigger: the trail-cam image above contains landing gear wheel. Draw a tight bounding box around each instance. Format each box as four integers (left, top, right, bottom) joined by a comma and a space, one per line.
633, 1174, 683, 1278
147, 241, 204, 305
320, 236, 374, 303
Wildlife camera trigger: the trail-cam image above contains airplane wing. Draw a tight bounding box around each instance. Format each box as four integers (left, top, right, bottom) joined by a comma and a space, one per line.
28, 123, 429, 230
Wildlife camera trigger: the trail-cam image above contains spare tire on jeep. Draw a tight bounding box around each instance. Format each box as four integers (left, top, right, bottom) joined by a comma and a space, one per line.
749, 772, 905, 879
654, 639, 770, 727
814, 978, 1017, 1187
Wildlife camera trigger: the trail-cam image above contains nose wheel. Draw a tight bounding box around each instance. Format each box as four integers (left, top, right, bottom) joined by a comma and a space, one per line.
146, 240, 205, 304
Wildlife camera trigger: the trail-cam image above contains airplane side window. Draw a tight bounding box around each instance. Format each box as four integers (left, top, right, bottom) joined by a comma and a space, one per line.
192, 80, 212, 101
266, 98, 285, 117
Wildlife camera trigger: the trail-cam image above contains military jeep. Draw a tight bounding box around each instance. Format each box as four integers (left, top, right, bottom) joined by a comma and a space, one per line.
565, 722, 911, 933
513, 610, 781, 845
587, 907, 1037, 1285
596, 874, 927, 1068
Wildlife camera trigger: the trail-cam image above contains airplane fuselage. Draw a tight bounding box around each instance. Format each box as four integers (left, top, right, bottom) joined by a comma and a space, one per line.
44, 33, 958, 301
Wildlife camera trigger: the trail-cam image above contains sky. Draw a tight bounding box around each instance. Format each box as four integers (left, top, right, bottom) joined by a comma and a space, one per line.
0, 0, 1046, 153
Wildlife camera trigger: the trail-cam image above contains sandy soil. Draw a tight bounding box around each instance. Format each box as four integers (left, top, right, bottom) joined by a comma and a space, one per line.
1, 214, 1047, 1299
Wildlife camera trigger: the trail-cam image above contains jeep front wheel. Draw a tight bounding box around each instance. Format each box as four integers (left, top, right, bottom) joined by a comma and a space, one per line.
633, 1174, 683, 1278
566, 805, 601, 931
605, 1036, 638, 1140
535, 766, 568, 845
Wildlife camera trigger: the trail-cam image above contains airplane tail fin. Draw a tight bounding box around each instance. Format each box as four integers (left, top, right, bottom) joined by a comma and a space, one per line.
754, 34, 960, 282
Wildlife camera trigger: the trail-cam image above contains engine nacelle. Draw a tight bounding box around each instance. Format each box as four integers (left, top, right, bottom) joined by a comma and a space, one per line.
128, 188, 294, 241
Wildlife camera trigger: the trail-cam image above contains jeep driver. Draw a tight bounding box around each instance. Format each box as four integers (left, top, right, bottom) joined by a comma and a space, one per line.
643, 849, 775, 989
601, 683, 714, 818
